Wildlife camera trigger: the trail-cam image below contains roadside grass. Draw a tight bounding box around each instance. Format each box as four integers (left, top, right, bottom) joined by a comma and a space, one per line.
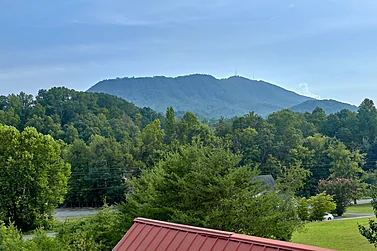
345, 203, 374, 214
292, 218, 376, 251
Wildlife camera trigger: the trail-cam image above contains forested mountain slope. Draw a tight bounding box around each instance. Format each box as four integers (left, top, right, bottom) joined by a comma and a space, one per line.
0, 87, 163, 143
290, 99, 358, 114
88, 74, 356, 118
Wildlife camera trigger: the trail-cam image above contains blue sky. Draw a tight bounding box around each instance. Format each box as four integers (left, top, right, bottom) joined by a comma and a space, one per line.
1, 0, 377, 105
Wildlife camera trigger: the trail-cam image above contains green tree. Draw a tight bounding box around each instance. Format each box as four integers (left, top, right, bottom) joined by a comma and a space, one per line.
63, 139, 91, 207
318, 178, 357, 216
307, 107, 327, 130
358, 98, 377, 143
139, 119, 165, 167
327, 142, 365, 180
164, 106, 176, 143
0, 125, 70, 231
297, 197, 309, 221
228, 127, 260, 166
276, 162, 311, 195
120, 141, 302, 241
267, 109, 304, 159
359, 185, 377, 247
308, 192, 336, 221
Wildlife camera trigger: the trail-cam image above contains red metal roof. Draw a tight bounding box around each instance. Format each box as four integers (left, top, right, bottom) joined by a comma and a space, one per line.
113, 218, 337, 251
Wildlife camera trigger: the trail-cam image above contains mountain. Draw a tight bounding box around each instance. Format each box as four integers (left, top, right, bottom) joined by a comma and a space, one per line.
88, 74, 356, 118
290, 99, 358, 114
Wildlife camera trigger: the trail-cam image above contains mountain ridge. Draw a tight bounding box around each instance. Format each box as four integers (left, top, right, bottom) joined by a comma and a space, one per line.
88, 74, 358, 118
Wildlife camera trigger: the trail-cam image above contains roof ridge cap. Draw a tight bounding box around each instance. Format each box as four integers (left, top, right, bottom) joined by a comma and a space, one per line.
134, 218, 233, 238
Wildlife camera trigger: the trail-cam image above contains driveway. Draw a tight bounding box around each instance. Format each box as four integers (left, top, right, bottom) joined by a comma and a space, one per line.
334, 213, 375, 221
356, 199, 373, 205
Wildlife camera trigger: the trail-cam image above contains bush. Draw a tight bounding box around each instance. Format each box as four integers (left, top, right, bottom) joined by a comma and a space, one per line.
0, 222, 68, 251
308, 192, 336, 221
297, 197, 309, 221
56, 205, 124, 251
0, 222, 25, 251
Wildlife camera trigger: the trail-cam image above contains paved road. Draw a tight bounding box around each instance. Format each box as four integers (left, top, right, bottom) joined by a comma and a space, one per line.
334, 213, 375, 220
23, 208, 101, 240
23, 232, 57, 240
356, 199, 372, 205
54, 207, 100, 219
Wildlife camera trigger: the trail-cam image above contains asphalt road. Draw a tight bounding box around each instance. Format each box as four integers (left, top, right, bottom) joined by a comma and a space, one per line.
54, 207, 100, 219
356, 199, 373, 205
334, 213, 375, 220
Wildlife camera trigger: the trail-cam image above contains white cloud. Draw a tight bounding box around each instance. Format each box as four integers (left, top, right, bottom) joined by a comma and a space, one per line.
298, 83, 321, 99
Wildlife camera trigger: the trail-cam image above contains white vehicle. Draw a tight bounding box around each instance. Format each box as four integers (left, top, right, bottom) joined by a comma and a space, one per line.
323, 213, 334, 220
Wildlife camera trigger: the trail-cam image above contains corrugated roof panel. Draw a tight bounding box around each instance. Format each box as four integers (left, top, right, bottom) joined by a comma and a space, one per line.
156, 229, 180, 250
197, 236, 218, 250
222, 241, 242, 251
114, 222, 144, 250
113, 218, 338, 251
165, 231, 188, 250
134, 225, 162, 250
248, 245, 267, 251
127, 224, 154, 250
186, 234, 206, 251
175, 232, 198, 250
149, 227, 171, 251
211, 238, 229, 251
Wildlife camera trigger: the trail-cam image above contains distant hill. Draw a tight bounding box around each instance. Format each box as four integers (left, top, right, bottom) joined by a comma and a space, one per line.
88, 74, 356, 118
290, 99, 358, 114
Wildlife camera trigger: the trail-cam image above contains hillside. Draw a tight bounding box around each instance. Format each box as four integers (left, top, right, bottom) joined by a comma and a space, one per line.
290, 99, 358, 114
0, 87, 164, 142
88, 74, 355, 118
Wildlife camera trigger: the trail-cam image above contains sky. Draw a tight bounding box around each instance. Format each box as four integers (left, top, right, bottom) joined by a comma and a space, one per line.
1, 0, 377, 105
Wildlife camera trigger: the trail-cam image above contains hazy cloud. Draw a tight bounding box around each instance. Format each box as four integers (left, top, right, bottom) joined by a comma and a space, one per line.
298, 83, 321, 99
288, 4, 295, 9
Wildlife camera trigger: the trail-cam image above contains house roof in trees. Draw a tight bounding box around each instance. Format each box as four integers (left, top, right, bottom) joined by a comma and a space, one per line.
252, 174, 276, 190
113, 218, 336, 251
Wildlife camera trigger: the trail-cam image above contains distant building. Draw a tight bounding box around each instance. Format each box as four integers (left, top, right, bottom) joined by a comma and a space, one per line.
252, 175, 276, 190
113, 218, 336, 251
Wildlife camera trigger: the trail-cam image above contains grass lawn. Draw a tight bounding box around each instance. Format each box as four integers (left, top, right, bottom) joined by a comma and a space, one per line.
292, 218, 376, 251
346, 203, 374, 214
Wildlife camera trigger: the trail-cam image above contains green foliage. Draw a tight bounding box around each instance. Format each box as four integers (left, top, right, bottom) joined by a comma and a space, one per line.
139, 119, 165, 167
165, 106, 176, 143
276, 162, 311, 195
297, 197, 309, 221
0, 222, 25, 250
359, 186, 377, 247
120, 141, 302, 241
3, 86, 377, 249
327, 142, 365, 180
319, 178, 357, 216
308, 192, 336, 221
57, 205, 123, 251
0, 222, 68, 251
0, 125, 70, 231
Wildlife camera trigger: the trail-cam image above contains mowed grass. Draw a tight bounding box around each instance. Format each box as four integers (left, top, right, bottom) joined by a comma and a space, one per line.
292, 218, 376, 251
346, 203, 374, 214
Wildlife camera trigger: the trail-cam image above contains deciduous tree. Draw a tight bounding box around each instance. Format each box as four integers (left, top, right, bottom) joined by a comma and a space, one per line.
0, 125, 70, 231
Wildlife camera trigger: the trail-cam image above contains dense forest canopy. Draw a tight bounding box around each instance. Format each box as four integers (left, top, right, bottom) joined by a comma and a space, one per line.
1, 87, 377, 249
0, 88, 376, 205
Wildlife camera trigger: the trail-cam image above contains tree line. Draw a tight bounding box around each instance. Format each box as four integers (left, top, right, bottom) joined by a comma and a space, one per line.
1, 87, 377, 249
